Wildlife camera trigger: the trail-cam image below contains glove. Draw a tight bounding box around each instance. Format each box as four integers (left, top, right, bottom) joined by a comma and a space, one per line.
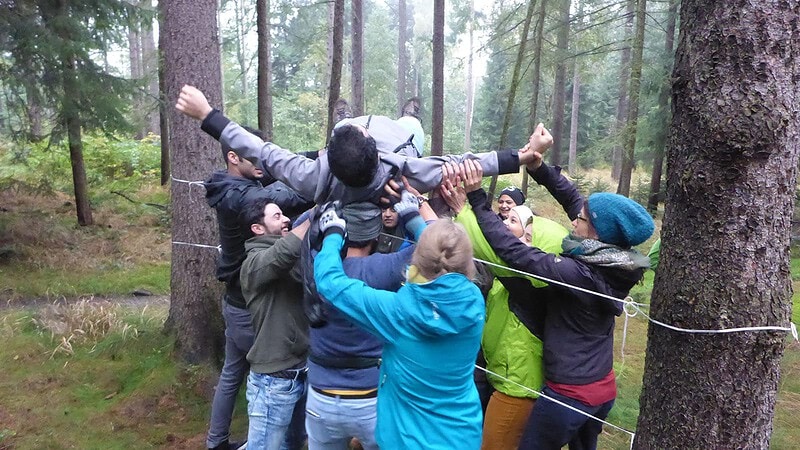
318, 201, 346, 237
393, 189, 420, 220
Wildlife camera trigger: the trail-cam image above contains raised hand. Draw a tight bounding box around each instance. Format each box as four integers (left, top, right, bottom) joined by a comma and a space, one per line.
518, 123, 553, 169
462, 159, 484, 193
175, 85, 213, 121
318, 201, 346, 237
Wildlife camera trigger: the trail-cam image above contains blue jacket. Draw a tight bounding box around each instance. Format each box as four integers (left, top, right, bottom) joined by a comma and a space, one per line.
314, 232, 484, 450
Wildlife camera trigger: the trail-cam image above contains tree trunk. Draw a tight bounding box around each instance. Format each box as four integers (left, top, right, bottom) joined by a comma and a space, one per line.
488, 0, 536, 200
140, 0, 159, 136
256, 0, 273, 139
525, 0, 548, 195
616, 0, 646, 196
234, 0, 249, 120
634, 1, 800, 448
463, 0, 475, 152
431, 0, 444, 156
158, 4, 170, 186
568, 64, 580, 175
396, 0, 408, 115
611, 0, 634, 180
549, 0, 571, 167
647, 0, 677, 213
161, 0, 225, 365
64, 56, 93, 227
326, 0, 345, 138
351, 0, 364, 116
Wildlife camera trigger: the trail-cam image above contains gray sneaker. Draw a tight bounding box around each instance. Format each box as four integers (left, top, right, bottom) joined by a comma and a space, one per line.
334, 98, 353, 123
401, 97, 421, 121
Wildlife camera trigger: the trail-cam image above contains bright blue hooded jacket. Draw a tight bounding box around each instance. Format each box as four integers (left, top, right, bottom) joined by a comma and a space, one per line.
314, 231, 484, 450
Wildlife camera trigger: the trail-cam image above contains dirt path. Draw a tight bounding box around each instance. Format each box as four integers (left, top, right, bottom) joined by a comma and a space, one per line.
1, 294, 170, 311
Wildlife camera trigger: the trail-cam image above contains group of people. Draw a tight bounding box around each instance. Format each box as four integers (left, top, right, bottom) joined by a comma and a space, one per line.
175, 83, 655, 450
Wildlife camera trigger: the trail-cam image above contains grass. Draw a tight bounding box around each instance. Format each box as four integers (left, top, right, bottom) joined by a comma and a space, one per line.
0, 303, 247, 449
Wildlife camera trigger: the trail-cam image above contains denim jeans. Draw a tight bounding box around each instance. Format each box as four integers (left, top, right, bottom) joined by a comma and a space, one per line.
305, 387, 378, 450
517, 386, 614, 450
207, 300, 255, 448
246, 371, 307, 450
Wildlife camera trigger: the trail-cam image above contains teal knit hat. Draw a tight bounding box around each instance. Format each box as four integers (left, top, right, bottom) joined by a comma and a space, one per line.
586, 193, 654, 247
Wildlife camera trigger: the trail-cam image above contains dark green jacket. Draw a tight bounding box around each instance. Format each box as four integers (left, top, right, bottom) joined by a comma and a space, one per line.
240, 233, 308, 374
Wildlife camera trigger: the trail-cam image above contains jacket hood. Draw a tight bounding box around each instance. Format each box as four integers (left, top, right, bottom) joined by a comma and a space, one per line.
204, 170, 261, 208
404, 273, 484, 338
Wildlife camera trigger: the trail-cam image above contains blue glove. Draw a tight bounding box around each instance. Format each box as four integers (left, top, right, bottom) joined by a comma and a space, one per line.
393, 190, 420, 220
318, 201, 346, 237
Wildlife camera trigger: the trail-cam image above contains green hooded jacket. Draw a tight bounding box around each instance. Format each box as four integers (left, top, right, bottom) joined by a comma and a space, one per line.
455, 205, 568, 398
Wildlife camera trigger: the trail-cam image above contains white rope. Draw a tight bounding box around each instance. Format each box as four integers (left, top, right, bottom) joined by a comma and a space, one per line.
475, 364, 636, 448
472, 257, 798, 340
171, 175, 207, 198
172, 241, 221, 253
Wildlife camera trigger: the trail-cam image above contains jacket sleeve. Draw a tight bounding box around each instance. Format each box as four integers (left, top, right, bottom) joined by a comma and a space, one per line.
388, 149, 520, 194
239, 234, 302, 300
314, 233, 409, 344
454, 205, 520, 279
528, 163, 584, 221
467, 188, 599, 293
202, 110, 325, 201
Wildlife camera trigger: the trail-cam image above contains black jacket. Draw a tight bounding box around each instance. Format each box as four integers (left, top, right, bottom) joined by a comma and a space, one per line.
205, 170, 313, 306
467, 164, 644, 385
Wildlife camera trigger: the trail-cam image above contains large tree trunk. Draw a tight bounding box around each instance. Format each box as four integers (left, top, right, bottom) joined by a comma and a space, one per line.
351, 0, 364, 116
549, 0, 571, 167
635, 1, 800, 448
463, 0, 475, 152
256, 0, 273, 139
647, 0, 677, 213
234, 0, 249, 120
325, 0, 345, 138
396, 0, 408, 115
161, 0, 225, 365
611, 0, 634, 180
431, 0, 444, 156
488, 0, 536, 200
616, 0, 646, 196
524, 0, 548, 195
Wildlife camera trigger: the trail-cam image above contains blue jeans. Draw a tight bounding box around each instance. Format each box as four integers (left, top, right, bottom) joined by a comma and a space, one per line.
246, 371, 307, 450
207, 300, 255, 448
305, 387, 378, 450
517, 386, 614, 450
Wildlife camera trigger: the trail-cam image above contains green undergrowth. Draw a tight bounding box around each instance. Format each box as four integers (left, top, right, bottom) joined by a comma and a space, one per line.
0, 263, 170, 301
0, 303, 246, 449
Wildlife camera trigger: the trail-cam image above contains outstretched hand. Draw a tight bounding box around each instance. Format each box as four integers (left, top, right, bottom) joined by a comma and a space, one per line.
439, 162, 466, 213
175, 85, 213, 121
518, 123, 553, 170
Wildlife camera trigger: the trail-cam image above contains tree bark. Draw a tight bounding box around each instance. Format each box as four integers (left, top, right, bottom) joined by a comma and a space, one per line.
396, 0, 408, 115
616, 0, 646, 196
611, 0, 634, 180
647, 0, 677, 213
161, 0, 225, 365
326, 0, 345, 138
549, 0, 571, 167
351, 0, 364, 116
431, 0, 444, 156
635, 1, 800, 448
157, 4, 170, 186
256, 0, 273, 139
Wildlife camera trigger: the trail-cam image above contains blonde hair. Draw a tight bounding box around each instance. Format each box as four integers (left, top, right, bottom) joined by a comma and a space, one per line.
411, 219, 475, 281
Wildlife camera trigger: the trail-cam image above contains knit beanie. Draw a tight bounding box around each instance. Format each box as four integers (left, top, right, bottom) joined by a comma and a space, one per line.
499, 186, 525, 206
586, 193, 654, 247
342, 202, 382, 242
510, 205, 534, 229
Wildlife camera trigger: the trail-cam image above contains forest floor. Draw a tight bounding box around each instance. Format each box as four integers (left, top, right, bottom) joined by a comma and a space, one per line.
1, 174, 799, 449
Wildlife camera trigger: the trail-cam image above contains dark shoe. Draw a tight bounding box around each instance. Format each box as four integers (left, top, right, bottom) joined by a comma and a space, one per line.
401, 97, 421, 120
209, 439, 246, 450
334, 98, 353, 122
